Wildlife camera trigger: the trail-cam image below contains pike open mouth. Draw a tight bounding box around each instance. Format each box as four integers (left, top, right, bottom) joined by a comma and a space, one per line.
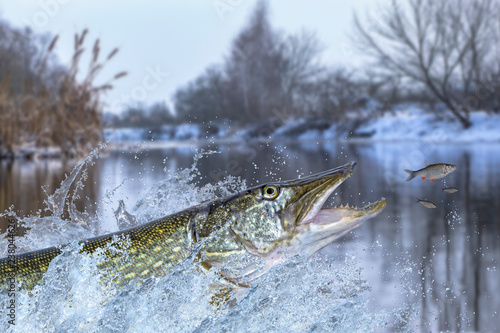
280, 161, 387, 257
296, 161, 387, 226
305, 198, 387, 226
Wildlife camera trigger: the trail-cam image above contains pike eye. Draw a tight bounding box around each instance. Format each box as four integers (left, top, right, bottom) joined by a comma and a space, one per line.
263, 185, 279, 200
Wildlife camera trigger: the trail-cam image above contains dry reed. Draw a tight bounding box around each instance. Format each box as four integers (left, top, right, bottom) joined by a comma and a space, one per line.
0, 29, 126, 159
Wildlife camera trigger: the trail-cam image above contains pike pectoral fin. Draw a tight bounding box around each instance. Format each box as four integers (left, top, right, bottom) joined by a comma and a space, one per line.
430, 178, 435, 182
209, 283, 250, 310
421, 177, 426, 181
210, 286, 236, 309
227, 227, 261, 257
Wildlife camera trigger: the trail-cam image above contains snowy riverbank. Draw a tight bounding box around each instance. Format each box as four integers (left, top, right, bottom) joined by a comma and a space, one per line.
104, 109, 500, 145
4, 108, 498, 159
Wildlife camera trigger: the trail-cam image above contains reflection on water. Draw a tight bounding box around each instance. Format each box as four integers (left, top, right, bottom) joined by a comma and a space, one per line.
0, 159, 99, 233
1, 142, 499, 331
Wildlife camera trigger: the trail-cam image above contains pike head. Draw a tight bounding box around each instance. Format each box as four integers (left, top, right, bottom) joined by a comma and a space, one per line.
196, 161, 386, 284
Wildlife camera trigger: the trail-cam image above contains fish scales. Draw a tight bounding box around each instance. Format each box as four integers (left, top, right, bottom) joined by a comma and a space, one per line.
405, 161, 456, 182
0, 162, 387, 292
0, 209, 199, 290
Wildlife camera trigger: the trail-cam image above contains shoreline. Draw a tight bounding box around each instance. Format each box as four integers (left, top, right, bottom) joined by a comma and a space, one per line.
3, 109, 500, 160
3, 136, 500, 160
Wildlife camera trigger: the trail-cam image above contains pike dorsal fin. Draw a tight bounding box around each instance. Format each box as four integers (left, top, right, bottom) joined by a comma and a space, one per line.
424, 160, 431, 166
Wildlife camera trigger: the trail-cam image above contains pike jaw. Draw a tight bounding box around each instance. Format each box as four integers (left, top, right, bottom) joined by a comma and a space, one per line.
198, 161, 386, 284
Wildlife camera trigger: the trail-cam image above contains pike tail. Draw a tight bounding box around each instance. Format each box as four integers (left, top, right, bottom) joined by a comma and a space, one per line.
404, 170, 416, 181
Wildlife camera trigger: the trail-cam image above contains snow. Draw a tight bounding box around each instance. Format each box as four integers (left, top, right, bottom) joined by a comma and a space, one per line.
2, 107, 497, 159
356, 109, 500, 143
103, 108, 500, 145
104, 128, 146, 142
104, 123, 230, 144
173, 123, 200, 140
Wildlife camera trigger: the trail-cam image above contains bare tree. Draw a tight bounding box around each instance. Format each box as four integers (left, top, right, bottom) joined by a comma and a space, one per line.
175, 0, 324, 124
353, 0, 499, 128
224, 0, 281, 120
175, 66, 227, 123
312, 68, 365, 119
280, 30, 323, 116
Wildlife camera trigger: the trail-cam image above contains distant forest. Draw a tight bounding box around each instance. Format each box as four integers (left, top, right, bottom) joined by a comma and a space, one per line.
110, 0, 500, 129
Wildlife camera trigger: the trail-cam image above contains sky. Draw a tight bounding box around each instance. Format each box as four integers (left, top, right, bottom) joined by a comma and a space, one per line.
0, 0, 381, 114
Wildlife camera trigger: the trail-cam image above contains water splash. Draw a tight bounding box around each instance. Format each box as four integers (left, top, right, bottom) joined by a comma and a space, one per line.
0, 144, 107, 255
1, 148, 411, 332
131, 150, 241, 221
1, 244, 392, 332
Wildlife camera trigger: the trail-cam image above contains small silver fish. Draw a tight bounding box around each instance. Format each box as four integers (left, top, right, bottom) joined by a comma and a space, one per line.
416, 198, 437, 208
405, 161, 456, 182
442, 187, 458, 193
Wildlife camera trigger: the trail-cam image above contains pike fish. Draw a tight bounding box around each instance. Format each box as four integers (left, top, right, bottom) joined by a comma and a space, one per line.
405, 161, 456, 182
0, 162, 386, 291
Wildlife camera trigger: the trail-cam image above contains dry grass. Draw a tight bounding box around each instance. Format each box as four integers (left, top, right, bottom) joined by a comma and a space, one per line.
0, 29, 126, 159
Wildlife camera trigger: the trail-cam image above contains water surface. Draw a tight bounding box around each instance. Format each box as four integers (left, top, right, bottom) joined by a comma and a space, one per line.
1, 141, 499, 332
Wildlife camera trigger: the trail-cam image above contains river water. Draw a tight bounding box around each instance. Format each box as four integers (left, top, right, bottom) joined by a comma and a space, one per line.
0, 141, 499, 332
